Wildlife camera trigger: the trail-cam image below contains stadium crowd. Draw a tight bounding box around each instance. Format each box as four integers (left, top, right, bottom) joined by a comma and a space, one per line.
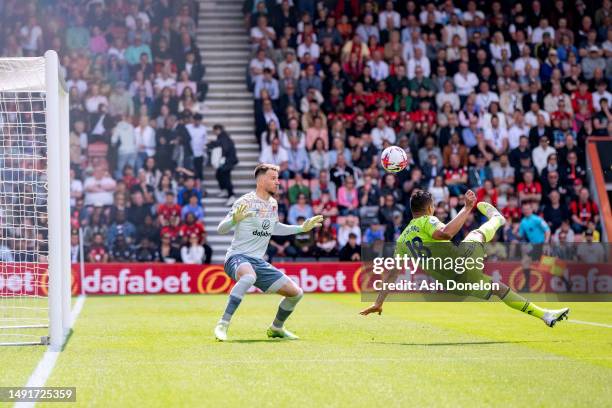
245, 0, 610, 262
0, 0, 609, 265
0, 0, 220, 264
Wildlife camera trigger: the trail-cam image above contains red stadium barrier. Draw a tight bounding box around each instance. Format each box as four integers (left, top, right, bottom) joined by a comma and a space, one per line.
1, 262, 610, 296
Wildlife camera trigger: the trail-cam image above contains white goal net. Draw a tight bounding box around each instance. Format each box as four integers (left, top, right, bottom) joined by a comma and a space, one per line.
0, 52, 71, 349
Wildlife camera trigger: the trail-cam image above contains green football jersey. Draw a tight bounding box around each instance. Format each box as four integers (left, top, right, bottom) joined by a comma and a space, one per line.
395, 215, 448, 258
394, 215, 492, 300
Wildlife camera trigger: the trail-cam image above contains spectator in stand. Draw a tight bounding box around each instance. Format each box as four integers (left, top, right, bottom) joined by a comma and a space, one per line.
158, 192, 181, 225
134, 115, 155, 171
292, 216, 315, 258
337, 215, 361, 249
569, 187, 600, 233
468, 153, 493, 189
266, 211, 298, 262
179, 211, 206, 245
185, 113, 207, 181
111, 234, 135, 262
576, 229, 605, 262
160, 233, 181, 263
531, 135, 556, 175
561, 151, 587, 188
107, 211, 137, 248
177, 176, 202, 206
127, 190, 153, 229
542, 189, 570, 233
453, 61, 479, 103
88, 233, 109, 263
286, 134, 311, 177
70, 169, 84, 208
337, 175, 359, 216
254, 68, 280, 100
287, 173, 310, 204
517, 169, 542, 209
181, 194, 204, 222
443, 153, 468, 196
110, 114, 136, 178
133, 237, 160, 262
207, 124, 238, 205
288, 193, 314, 225
84, 169, 117, 207
181, 233, 205, 264
315, 215, 338, 259
259, 136, 289, 175
339, 232, 361, 261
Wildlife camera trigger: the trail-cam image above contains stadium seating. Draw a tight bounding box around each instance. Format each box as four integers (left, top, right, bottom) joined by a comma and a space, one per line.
0, 0, 609, 263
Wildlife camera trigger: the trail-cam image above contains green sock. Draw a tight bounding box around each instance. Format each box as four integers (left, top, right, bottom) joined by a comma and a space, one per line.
477, 218, 502, 242
499, 288, 546, 319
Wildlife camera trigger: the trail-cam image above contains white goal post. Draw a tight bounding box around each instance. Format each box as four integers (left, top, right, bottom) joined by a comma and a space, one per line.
0, 51, 71, 350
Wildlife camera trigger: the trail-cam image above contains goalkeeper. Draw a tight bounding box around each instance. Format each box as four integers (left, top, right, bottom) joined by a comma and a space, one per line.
360, 189, 569, 328
214, 163, 323, 341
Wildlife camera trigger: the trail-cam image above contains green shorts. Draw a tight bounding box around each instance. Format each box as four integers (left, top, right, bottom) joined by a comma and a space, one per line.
421, 232, 492, 300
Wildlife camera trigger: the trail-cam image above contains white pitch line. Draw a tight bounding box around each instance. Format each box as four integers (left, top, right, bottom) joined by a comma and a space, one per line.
567, 319, 612, 328
14, 295, 86, 408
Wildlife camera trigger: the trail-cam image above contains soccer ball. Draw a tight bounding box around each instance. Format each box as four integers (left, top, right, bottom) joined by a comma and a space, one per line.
380, 146, 408, 173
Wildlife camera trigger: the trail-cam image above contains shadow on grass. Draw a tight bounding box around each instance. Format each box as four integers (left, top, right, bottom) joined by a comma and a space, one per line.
61, 329, 75, 351
228, 339, 296, 343
372, 340, 565, 347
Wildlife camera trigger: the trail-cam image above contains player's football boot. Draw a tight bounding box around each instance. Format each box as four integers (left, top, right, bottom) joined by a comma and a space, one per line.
477, 202, 506, 226
214, 320, 229, 341
542, 307, 570, 328
267, 326, 299, 340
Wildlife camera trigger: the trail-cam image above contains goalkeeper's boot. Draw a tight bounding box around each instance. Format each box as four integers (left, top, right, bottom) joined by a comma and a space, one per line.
477, 202, 506, 227
542, 308, 570, 328
267, 326, 299, 340
214, 320, 229, 341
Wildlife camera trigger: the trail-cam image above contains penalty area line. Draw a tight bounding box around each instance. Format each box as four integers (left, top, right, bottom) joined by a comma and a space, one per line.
567, 319, 612, 328
14, 295, 86, 408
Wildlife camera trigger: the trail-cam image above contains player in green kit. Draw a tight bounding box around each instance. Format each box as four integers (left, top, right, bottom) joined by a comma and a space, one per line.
360, 189, 570, 328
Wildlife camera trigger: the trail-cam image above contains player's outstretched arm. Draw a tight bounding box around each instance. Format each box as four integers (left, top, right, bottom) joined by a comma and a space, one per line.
272, 215, 324, 236
217, 203, 252, 234
360, 267, 400, 316
432, 190, 477, 240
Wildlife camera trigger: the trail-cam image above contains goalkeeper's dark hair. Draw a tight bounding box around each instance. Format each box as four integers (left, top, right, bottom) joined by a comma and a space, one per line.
410, 189, 433, 214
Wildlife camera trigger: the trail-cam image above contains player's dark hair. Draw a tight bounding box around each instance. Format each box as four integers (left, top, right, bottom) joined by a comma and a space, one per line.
254, 163, 280, 179
410, 189, 433, 214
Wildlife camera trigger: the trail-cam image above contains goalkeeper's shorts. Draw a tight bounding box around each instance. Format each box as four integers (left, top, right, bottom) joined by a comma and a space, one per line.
224, 254, 291, 293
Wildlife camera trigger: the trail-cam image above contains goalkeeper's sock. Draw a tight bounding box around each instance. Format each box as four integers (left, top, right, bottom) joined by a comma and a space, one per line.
221, 274, 256, 323
498, 287, 546, 319
272, 289, 304, 329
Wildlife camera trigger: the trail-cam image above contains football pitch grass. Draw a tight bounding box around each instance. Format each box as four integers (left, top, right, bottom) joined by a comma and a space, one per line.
1, 294, 611, 407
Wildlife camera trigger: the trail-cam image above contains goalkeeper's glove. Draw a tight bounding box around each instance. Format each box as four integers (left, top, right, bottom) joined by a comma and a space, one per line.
301, 215, 324, 232
232, 204, 253, 225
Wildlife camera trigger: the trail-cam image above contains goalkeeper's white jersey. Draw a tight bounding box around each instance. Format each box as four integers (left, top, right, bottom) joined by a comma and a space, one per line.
221, 191, 280, 262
